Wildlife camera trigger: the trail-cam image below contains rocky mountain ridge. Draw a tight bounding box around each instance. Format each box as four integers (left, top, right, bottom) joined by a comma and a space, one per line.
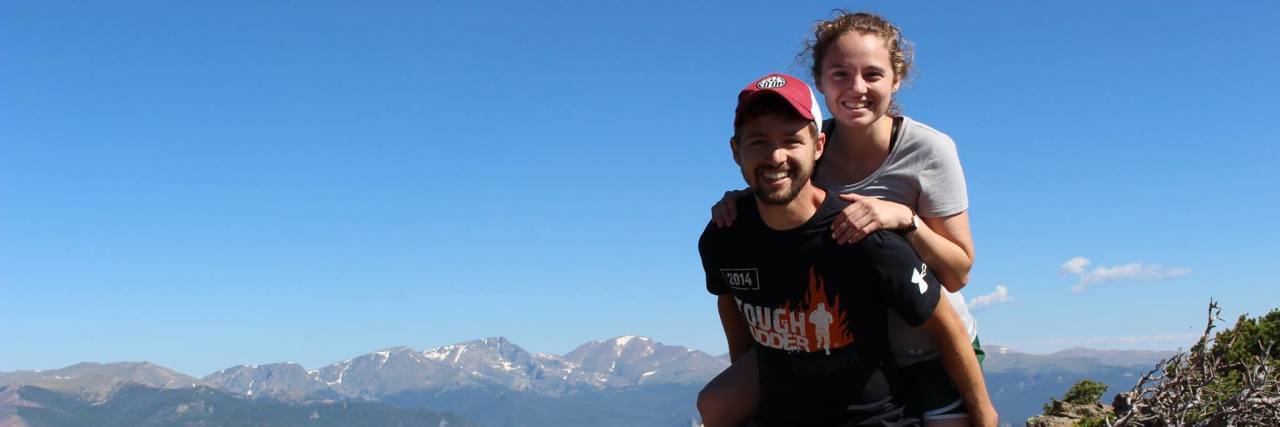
1, 335, 721, 427
1, 338, 1175, 426
0, 362, 200, 402
202, 335, 725, 402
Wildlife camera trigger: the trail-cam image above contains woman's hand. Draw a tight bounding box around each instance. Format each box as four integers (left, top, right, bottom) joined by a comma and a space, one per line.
711, 189, 750, 228
831, 193, 914, 244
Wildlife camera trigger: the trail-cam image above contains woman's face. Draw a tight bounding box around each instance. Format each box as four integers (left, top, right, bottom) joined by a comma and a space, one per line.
817, 32, 900, 129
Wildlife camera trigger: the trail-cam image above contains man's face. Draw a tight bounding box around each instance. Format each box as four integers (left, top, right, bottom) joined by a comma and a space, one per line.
731, 114, 824, 205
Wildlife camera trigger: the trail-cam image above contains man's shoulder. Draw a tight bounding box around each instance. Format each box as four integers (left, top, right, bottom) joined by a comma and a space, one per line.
698, 219, 752, 254
697, 221, 725, 253
865, 229, 911, 245
845, 230, 916, 260
701, 195, 762, 242
735, 192, 759, 216
814, 191, 852, 224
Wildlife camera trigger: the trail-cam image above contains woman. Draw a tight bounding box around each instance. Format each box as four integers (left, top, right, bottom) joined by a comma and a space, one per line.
698, 11, 983, 426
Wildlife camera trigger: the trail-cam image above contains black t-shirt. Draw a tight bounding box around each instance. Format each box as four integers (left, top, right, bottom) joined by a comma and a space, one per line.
698, 193, 942, 426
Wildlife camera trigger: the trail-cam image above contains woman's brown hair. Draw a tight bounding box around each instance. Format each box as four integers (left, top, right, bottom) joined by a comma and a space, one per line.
801, 11, 914, 114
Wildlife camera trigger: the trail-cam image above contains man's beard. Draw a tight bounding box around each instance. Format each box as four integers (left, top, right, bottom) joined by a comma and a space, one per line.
752, 164, 812, 205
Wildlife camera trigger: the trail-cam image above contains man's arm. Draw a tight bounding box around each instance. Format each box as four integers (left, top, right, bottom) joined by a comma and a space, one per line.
717, 295, 753, 362
920, 294, 997, 427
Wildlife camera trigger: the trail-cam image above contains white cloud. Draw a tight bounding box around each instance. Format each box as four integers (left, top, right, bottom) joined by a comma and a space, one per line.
968, 285, 1013, 311
1061, 257, 1191, 293
1060, 257, 1090, 275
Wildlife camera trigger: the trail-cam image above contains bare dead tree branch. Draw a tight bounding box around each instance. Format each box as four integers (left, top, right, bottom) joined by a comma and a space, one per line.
1107, 300, 1279, 427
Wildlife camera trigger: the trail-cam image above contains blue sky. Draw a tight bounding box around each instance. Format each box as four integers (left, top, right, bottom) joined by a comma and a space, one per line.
3, 1, 1278, 377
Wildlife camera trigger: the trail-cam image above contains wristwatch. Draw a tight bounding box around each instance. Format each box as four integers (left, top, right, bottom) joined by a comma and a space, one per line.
904, 215, 920, 234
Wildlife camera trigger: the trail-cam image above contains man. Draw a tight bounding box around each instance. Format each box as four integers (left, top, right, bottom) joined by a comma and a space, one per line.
696, 73, 996, 426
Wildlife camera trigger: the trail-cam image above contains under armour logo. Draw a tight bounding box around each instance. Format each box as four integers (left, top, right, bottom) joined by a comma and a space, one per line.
911, 263, 929, 294
756, 76, 786, 89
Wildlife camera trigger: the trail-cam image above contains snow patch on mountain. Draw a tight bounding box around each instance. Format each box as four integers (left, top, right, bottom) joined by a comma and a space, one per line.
326, 363, 350, 386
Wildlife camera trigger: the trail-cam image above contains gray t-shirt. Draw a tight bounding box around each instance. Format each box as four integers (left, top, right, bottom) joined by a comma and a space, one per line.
816, 116, 977, 366
816, 116, 968, 217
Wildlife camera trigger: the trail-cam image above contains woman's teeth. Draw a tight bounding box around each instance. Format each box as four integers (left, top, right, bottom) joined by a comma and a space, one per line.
841, 100, 872, 109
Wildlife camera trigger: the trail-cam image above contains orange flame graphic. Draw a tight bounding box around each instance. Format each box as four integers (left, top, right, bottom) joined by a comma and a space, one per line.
801, 266, 855, 351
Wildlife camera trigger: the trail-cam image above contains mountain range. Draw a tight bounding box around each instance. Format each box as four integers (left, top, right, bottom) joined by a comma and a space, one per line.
0, 336, 1171, 427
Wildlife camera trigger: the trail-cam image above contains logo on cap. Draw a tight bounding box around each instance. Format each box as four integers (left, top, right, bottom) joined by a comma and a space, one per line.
756, 76, 787, 89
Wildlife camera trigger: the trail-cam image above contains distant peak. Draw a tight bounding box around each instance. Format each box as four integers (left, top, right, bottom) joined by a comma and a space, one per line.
375, 346, 413, 353
480, 337, 511, 346
613, 335, 651, 347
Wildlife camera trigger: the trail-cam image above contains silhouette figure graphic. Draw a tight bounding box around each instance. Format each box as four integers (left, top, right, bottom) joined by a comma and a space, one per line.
809, 303, 834, 355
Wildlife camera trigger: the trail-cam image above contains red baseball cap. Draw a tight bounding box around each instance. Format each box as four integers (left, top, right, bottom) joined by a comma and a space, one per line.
734, 73, 823, 130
